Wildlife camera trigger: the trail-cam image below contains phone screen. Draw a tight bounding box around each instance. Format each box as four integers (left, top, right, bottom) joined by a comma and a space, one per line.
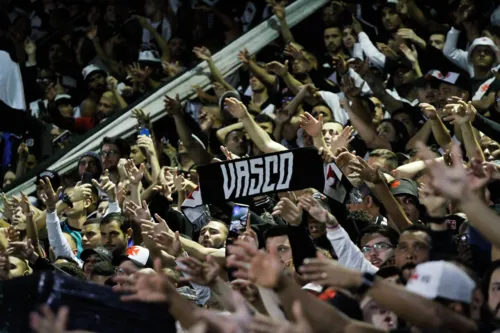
139, 128, 150, 137
81, 172, 93, 184
230, 204, 249, 233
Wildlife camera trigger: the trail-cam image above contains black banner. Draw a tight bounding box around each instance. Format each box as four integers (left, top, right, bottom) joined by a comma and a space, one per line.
198, 147, 352, 204
0, 272, 176, 333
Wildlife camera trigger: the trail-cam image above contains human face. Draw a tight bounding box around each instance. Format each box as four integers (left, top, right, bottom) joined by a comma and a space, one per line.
393, 113, 417, 137
169, 37, 186, 58
488, 268, 500, 319
101, 143, 121, 170
198, 221, 228, 249
367, 156, 392, 172
362, 299, 398, 330
58, 104, 73, 118
96, 201, 109, 219
144, 0, 157, 17
381, 7, 402, 32
370, 97, 385, 125
129, 145, 146, 166
342, 27, 356, 49
100, 221, 129, 253
322, 122, 343, 149
82, 224, 101, 249
26, 154, 37, 171
324, 27, 342, 53
312, 105, 333, 122
258, 121, 274, 136
266, 235, 293, 272
3, 171, 16, 188
471, 46, 495, 68
439, 83, 465, 104
417, 82, 439, 105
225, 131, 247, 156
104, 4, 116, 23
360, 234, 394, 268
249, 75, 266, 93
11, 207, 26, 231
307, 215, 326, 239
377, 122, 396, 142
48, 43, 64, 64
98, 94, 115, 116
394, 195, 420, 222
481, 136, 500, 161
83, 253, 99, 278
429, 34, 445, 51
9, 256, 29, 279
88, 73, 106, 92
79, 156, 99, 178
395, 231, 431, 280
292, 59, 307, 74
393, 67, 415, 87
63, 187, 88, 217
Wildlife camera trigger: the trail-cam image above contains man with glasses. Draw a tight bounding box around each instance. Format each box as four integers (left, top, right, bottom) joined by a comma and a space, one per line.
359, 225, 399, 268
100, 137, 130, 184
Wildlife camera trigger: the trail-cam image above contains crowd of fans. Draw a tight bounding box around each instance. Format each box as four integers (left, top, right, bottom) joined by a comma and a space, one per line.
2, 0, 500, 332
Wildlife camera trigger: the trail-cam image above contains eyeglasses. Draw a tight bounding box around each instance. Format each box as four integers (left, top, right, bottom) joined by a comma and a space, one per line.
100, 150, 119, 158
395, 242, 430, 254
361, 242, 393, 254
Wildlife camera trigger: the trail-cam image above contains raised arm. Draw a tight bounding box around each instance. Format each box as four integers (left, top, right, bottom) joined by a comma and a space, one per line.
267, 0, 294, 44
193, 46, 234, 92
420, 103, 452, 150
239, 49, 278, 92
225, 98, 287, 153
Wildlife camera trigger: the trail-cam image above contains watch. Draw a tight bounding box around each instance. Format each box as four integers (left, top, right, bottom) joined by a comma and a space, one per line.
62, 194, 73, 208
356, 272, 376, 296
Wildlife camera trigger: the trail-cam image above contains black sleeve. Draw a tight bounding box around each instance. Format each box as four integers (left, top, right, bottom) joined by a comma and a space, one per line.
472, 113, 500, 142
47, 103, 84, 134
30, 257, 55, 272
287, 222, 317, 273
429, 229, 457, 260
20, 65, 40, 105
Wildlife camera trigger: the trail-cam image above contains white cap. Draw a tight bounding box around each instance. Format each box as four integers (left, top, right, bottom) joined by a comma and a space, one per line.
54, 94, 72, 103
138, 50, 161, 63
122, 246, 150, 267
467, 37, 500, 64
82, 64, 105, 81
406, 261, 475, 304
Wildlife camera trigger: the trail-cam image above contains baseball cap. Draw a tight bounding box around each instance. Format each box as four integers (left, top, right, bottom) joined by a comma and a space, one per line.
406, 261, 475, 304
431, 70, 471, 94
112, 246, 153, 268
78, 151, 103, 178
467, 37, 500, 64
389, 178, 418, 199
36, 170, 61, 189
81, 246, 113, 263
82, 64, 107, 81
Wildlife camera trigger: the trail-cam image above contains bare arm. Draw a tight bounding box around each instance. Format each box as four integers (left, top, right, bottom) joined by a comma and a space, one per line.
361, 71, 403, 114
460, 121, 484, 161
216, 122, 244, 143
406, 120, 432, 150
344, 102, 391, 150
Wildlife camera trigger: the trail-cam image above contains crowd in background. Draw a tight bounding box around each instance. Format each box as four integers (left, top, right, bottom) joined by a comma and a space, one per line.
2, 0, 500, 332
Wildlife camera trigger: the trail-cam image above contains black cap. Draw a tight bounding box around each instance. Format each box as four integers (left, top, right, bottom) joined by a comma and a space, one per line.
81, 246, 113, 263
36, 170, 61, 189
389, 178, 419, 199
78, 151, 103, 178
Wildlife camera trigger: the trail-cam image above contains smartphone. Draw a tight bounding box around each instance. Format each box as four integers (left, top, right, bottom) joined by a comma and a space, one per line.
139, 127, 150, 137
81, 172, 93, 184
229, 203, 249, 233
51, 130, 71, 145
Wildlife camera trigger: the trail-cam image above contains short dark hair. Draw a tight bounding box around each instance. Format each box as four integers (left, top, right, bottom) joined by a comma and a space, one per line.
264, 225, 289, 242
369, 149, 398, 171
101, 213, 130, 233
100, 137, 130, 157
358, 224, 399, 247
54, 262, 86, 280
224, 129, 244, 144
254, 113, 274, 124
401, 224, 432, 246
91, 261, 116, 277
83, 218, 101, 227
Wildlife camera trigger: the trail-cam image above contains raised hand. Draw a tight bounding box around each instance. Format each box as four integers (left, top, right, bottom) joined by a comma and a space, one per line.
163, 94, 183, 116
248, 301, 313, 333
126, 63, 151, 83
177, 255, 220, 286
283, 42, 304, 60
272, 197, 302, 225
226, 240, 259, 280
266, 60, 289, 77
220, 145, 241, 161
137, 135, 156, 157
418, 185, 447, 218
193, 46, 212, 61
124, 160, 145, 185
442, 98, 476, 125
330, 125, 354, 152
238, 48, 252, 64
377, 43, 398, 59
131, 108, 151, 128
92, 170, 117, 201
224, 97, 249, 120
38, 178, 63, 211
332, 56, 348, 76
275, 108, 292, 125
86, 25, 98, 40
124, 200, 151, 225
154, 230, 182, 257
348, 156, 384, 183
299, 251, 360, 288
342, 75, 364, 100
153, 168, 175, 201
266, 0, 286, 20
399, 44, 418, 64
419, 103, 438, 120
299, 112, 322, 137
113, 259, 173, 303
297, 195, 332, 224
7, 239, 37, 263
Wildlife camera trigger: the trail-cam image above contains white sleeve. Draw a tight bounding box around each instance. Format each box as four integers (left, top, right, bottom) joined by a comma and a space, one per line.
442, 27, 470, 73
317, 91, 349, 126
46, 211, 82, 268
357, 32, 386, 69
351, 43, 364, 60
105, 200, 121, 216
326, 225, 378, 274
